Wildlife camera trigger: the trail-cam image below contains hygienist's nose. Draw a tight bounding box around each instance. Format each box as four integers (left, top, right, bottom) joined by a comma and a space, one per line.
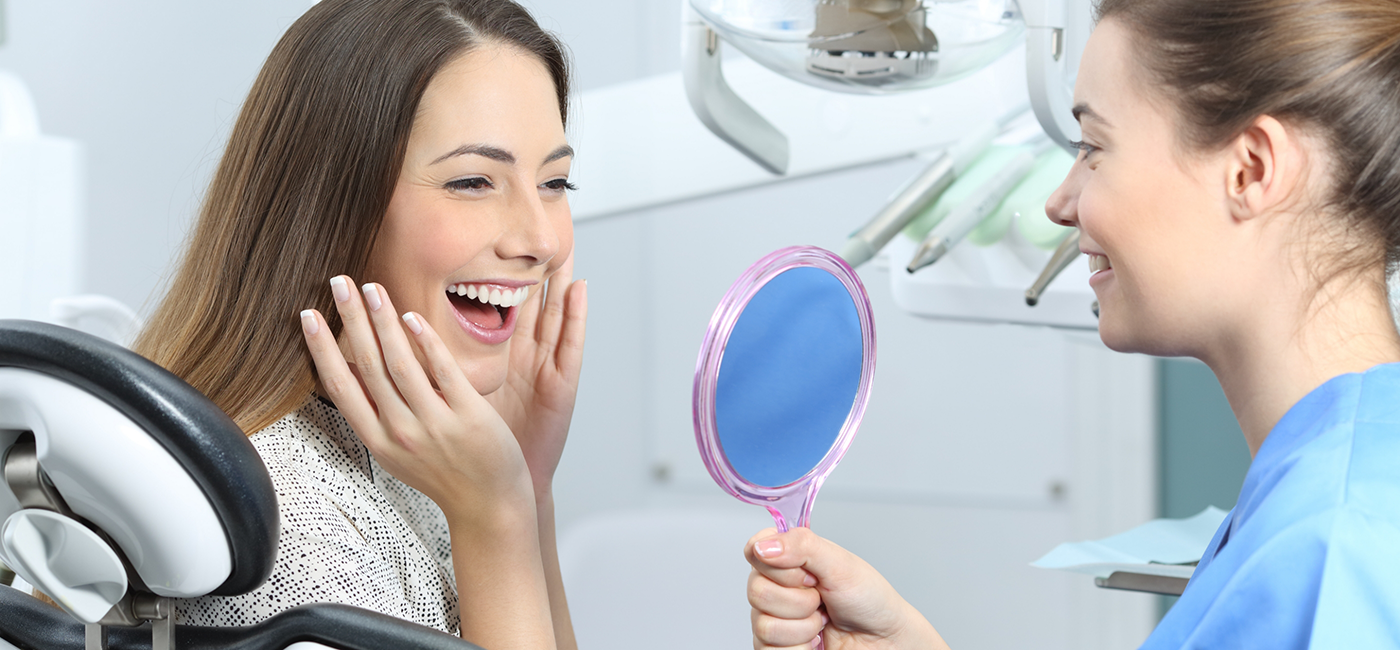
1045, 160, 1084, 228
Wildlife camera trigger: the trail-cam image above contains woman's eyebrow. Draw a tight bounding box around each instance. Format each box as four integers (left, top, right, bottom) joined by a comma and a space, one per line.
432, 143, 515, 165
543, 144, 574, 165
430, 143, 573, 166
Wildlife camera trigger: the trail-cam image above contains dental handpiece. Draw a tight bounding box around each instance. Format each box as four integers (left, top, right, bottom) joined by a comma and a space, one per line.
838, 121, 1000, 268
906, 145, 1041, 274
1024, 229, 1082, 306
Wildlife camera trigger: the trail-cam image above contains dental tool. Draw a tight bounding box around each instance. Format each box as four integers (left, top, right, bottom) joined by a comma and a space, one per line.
1024, 229, 1082, 306
906, 137, 1051, 274
839, 103, 1029, 268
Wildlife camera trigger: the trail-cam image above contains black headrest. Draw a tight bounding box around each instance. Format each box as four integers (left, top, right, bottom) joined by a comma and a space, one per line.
0, 320, 278, 596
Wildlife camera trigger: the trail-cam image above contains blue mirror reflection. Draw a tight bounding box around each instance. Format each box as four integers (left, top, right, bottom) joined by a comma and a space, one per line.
715, 266, 863, 488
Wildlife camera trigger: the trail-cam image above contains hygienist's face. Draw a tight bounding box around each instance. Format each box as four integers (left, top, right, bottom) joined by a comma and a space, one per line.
1045, 19, 1235, 356
365, 43, 573, 394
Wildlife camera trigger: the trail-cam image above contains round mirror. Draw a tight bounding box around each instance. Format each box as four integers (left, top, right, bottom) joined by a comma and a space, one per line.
693, 246, 876, 531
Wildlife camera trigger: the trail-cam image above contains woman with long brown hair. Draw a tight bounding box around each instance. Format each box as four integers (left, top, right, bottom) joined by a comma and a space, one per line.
742, 0, 1400, 648
134, 1, 584, 648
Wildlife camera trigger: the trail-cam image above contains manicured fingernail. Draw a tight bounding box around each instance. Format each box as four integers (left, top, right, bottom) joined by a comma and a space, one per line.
811, 635, 822, 648
804, 572, 818, 587
402, 312, 423, 335
820, 612, 829, 626
755, 539, 782, 558
330, 276, 350, 303
362, 283, 382, 311
300, 309, 318, 335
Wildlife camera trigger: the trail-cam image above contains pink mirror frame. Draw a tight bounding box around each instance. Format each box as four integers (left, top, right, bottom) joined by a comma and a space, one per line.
692, 246, 877, 532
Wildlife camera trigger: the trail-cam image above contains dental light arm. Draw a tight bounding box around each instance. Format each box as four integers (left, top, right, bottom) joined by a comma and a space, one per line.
1023, 0, 1082, 153
681, 1, 789, 175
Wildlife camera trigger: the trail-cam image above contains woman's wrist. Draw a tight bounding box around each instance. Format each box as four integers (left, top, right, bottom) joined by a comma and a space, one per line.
441, 480, 539, 536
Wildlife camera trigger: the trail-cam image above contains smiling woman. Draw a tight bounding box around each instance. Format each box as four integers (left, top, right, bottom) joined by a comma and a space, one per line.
130, 2, 585, 649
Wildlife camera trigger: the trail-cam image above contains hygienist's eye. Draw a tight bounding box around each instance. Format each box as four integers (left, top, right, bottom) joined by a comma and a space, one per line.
447, 177, 492, 192
1068, 140, 1099, 158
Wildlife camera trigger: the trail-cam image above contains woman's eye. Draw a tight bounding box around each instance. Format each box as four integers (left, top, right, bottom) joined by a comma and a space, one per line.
541, 178, 578, 192
447, 177, 492, 192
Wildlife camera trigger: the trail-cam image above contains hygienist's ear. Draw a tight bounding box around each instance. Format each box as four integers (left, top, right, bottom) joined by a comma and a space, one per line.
1224, 115, 1301, 222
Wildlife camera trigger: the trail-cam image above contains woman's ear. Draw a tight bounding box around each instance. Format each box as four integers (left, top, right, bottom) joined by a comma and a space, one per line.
1225, 115, 1303, 222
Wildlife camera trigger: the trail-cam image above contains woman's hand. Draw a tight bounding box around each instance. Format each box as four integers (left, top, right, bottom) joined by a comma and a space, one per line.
299, 276, 536, 523
482, 253, 588, 499
746, 527, 950, 650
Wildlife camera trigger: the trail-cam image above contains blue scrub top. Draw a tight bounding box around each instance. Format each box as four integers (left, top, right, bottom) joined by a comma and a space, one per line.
1142, 363, 1400, 649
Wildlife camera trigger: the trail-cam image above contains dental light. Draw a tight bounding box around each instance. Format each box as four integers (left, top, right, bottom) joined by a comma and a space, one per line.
683, 0, 1083, 175
682, 0, 1097, 327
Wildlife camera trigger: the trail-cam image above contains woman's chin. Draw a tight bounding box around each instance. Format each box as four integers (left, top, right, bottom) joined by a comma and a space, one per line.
460, 357, 510, 396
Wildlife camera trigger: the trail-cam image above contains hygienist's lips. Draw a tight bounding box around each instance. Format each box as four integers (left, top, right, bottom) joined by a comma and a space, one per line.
1087, 253, 1113, 288
451, 299, 519, 345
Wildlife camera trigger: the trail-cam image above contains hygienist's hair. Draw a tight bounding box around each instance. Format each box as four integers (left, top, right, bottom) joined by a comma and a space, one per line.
133, 0, 571, 433
1095, 0, 1400, 272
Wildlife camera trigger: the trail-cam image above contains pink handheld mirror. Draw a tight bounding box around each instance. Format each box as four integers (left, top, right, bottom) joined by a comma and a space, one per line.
693, 246, 876, 533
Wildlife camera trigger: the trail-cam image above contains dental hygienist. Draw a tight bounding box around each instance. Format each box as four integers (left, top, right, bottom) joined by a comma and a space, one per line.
130, 2, 584, 649
744, 0, 1400, 647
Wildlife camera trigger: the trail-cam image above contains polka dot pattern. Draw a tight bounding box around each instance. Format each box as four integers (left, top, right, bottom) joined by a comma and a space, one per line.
173, 398, 459, 633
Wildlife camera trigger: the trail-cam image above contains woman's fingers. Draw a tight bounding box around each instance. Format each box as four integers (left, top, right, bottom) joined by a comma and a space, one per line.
535, 252, 573, 349
357, 282, 450, 420
399, 306, 484, 413
555, 278, 587, 379
328, 276, 412, 416
299, 308, 385, 447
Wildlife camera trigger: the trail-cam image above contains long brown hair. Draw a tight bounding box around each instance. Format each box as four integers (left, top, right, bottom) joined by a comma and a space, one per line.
133, 0, 571, 433
1095, 0, 1400, 266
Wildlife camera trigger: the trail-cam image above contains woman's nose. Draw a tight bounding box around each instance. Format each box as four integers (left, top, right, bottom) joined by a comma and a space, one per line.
499, 184, 561, 266
1045, 163, 1083, 228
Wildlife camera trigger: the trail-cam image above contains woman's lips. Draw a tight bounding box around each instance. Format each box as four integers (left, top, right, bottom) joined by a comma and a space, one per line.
449, 293, 519, 345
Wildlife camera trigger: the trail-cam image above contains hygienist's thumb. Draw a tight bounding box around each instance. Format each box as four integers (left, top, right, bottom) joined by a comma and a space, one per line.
746, 526, 857, 590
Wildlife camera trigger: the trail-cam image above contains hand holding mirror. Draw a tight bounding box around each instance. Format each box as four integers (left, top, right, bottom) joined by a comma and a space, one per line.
692, 246, 876, 532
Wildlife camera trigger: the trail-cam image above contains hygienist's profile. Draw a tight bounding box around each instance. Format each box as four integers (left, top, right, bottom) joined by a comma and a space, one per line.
744, 0, 1400, 648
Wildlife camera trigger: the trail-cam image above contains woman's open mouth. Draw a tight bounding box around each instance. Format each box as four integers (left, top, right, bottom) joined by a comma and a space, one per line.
446, 283, 528, 345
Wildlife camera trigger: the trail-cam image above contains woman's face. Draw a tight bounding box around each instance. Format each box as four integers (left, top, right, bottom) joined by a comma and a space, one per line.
366, 43, 573, 394
1046, 19, 1242, 357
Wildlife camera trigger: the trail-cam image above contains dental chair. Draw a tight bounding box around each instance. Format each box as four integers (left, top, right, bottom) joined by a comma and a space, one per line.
0, 320, 483, 650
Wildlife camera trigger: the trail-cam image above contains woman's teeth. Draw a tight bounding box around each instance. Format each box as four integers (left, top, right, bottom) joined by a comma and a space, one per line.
1088, 254, 1112, 274
448, 283, 529, 308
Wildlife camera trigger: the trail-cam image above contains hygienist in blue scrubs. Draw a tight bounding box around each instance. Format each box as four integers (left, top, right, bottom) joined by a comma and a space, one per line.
741, 0, 1400, 648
